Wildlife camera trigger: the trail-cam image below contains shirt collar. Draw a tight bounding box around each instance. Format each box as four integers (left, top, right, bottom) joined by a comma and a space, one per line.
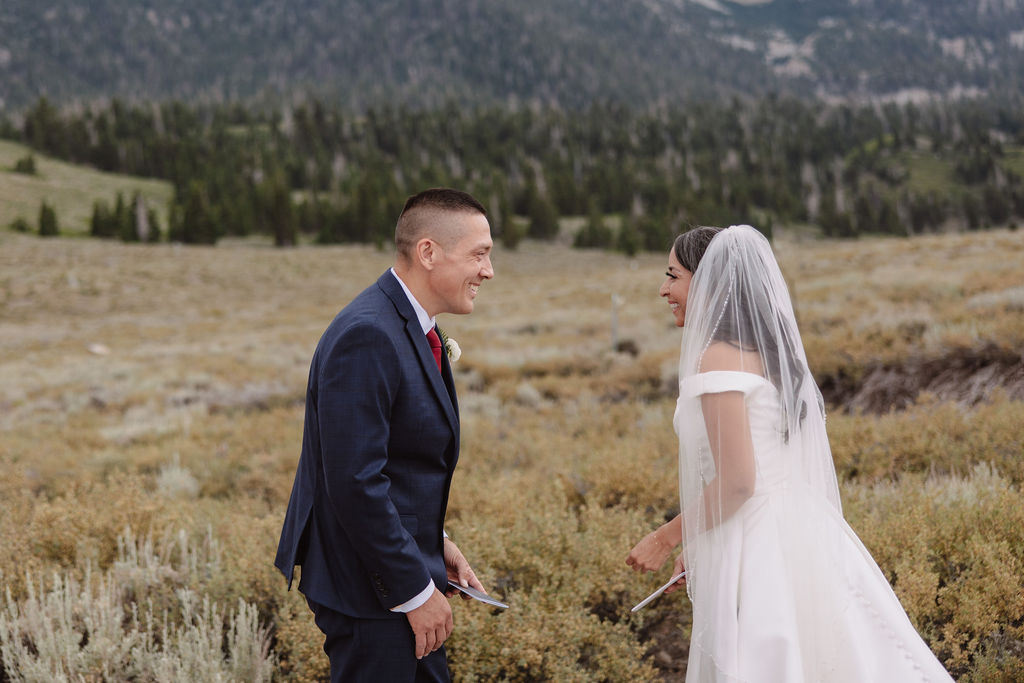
390, 268, 436, 335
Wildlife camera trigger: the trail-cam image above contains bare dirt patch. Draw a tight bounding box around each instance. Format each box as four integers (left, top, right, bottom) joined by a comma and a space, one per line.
819, 344, 1024, 414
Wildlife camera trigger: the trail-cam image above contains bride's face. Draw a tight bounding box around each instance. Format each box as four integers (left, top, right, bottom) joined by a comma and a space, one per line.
660, 249, 693, 327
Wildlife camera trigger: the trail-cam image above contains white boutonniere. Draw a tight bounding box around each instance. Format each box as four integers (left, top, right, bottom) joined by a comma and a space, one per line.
438, 328, 461, 362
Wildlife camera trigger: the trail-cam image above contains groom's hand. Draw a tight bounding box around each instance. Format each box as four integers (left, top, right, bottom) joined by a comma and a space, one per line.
406, 588, 453, 659
443, 537, 486, 598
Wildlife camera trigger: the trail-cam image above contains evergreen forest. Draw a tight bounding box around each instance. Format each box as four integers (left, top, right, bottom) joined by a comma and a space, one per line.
7, 93, 1024, 249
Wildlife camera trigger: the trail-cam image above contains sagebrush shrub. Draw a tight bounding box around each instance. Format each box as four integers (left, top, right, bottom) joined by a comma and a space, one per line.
0, 528, 274, 682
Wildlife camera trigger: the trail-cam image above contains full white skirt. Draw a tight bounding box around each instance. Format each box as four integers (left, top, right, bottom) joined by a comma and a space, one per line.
684, 490, 954, 683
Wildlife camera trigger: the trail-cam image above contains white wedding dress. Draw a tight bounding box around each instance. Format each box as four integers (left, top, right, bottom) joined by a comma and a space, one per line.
675, 370, 954, 683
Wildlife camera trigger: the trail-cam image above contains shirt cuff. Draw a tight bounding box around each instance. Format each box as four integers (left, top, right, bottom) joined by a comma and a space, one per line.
390, 580, 434, 613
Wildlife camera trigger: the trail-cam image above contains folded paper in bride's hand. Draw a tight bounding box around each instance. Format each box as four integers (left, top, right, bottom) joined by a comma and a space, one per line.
630, 572, 686, 612
447, 581, 509, 609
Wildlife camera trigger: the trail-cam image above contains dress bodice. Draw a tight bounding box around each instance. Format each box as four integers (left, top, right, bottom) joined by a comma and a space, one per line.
675, 370, 788, 492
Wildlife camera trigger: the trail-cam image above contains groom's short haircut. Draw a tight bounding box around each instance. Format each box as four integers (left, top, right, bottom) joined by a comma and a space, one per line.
395, 188, 487, 260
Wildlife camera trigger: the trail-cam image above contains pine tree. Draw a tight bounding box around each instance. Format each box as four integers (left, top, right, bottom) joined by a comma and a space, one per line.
114, 192, 136, 242
90, 200, 116, 238
23, 98, 67, 157
617, 216, 640, 256
146, 207, 162, 242
637, 213, 673, 252
983, 183, 1011, 226
574, 200, 614, 249
171, 181, 220, 244
527, 191, 560, 240
262, 171, 297, 247
488, 183, 523, 251
38, 201, 59, 237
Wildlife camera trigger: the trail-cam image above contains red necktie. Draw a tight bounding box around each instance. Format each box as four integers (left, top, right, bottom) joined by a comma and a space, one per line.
426, 328, 443, 372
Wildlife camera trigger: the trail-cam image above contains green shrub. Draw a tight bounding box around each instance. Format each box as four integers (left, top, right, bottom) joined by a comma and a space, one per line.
844, 465, 1024, 679
12, 154, 36, 175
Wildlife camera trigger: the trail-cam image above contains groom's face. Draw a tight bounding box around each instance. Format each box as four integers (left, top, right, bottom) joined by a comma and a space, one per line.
429, 212, 494, 315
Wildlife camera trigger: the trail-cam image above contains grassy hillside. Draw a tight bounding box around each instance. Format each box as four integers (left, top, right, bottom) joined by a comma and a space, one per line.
0, 232, 1022, 680
0, 140, 172, 234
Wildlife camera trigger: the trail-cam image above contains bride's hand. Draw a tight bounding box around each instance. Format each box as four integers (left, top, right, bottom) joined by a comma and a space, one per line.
663, 553, 687, 594
626, 529, 673, 573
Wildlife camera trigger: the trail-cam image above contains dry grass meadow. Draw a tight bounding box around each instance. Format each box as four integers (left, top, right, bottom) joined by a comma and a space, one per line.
1, 227, 1023, 681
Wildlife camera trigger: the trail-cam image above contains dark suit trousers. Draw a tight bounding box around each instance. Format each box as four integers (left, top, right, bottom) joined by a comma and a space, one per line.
307, 597, 451, 683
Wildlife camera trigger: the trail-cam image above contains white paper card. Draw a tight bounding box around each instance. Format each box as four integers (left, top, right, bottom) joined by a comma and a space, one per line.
447, 581, 509, 609
630, 572, 686, 612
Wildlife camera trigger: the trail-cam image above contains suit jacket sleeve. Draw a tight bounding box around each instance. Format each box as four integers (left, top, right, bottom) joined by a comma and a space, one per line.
316, 321, 432, 609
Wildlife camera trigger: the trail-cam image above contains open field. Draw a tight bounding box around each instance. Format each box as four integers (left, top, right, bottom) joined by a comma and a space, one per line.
0, 140, 172, 233
1, 229, 1023, 680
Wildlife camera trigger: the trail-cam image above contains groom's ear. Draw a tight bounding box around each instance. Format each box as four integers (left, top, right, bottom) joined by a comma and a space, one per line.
415, 237, 437, 270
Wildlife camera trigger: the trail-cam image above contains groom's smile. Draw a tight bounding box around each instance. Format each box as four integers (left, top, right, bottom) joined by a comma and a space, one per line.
429, 213, 494, 315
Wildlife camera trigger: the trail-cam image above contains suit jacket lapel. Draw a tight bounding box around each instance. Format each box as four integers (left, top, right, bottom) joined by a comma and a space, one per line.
378, 272, 459, 435
440, 351, 458, 417
408, 318, 459, 430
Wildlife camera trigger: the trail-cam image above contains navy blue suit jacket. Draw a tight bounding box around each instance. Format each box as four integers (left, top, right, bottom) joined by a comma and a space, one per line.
275, 270, 460, 618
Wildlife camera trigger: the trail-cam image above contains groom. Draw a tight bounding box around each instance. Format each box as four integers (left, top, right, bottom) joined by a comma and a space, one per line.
275, 188, 494, 682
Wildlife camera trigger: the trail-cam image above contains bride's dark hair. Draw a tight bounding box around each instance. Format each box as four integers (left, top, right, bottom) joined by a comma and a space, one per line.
673, 225, 723, 273
672, 226, 809, 436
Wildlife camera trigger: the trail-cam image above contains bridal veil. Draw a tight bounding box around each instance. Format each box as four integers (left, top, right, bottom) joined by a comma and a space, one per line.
675, 225, 850, 678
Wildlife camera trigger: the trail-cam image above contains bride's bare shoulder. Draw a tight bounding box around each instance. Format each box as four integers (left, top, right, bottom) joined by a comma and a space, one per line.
699, 341, 765, 376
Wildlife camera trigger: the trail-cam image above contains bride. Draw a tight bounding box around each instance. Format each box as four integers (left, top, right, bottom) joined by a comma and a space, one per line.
626, 225, 953, 682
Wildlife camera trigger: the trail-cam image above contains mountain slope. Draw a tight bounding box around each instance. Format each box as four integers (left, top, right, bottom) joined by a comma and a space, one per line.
2, 0, 1024, 111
